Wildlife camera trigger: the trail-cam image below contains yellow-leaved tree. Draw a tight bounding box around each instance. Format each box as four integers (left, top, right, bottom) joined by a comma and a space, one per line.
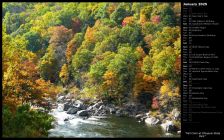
59, 64, 69, 86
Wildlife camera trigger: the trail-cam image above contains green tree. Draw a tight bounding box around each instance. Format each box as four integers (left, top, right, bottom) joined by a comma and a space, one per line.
157, 3, 176, 27
142, 55, 153, 75
39, 26, 72, 82
119, 25, 142, 47
78, 3, 95, 26
142, 22, 159, 35
110, 5, 128, 25
38, 46, 58, 82
3, 12, 24, 34
56, 3, 79, 29
151, 46, 176, 78
93, 34, 119, 55
141, 5, 153, 21
3, 104, 54, 137
89, 51, 116, 84
23, 31, 45, 53
150, 26, 180, 54
103, 46, 138, 103
131, 3, 142, 19
92, 3, 109, 20
72, 48, 94, 73
71, 48, 94, 88
66, 33, 84, 63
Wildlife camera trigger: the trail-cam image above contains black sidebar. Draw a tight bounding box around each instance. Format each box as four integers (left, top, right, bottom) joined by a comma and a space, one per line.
182, 0, 224, 138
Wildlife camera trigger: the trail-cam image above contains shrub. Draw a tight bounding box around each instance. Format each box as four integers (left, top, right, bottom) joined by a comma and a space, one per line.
2, 104, 54, 138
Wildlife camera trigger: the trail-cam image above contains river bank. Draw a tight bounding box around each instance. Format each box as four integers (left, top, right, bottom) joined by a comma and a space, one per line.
47, 92, 181, 137
48, 109, 166, 138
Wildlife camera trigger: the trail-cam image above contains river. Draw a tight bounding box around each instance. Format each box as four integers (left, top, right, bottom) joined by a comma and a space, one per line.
48, 104, 176, 138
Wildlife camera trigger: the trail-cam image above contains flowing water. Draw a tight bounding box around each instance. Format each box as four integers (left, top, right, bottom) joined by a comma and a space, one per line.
48, 104, 175, 138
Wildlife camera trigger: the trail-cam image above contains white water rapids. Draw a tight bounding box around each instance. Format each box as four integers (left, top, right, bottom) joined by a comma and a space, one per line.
48, 103, 168, 138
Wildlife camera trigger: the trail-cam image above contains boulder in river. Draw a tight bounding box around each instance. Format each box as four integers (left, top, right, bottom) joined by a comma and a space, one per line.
67, 107, 79, 114
92, 101, 103, 109
74, 103, 85, 110
74, 100, 83, 105
98, 105, 105, 111
57, 104, 64, 112
109, 107, 116, 114
63, 102, 73, 111
57, 96, 65, 102
115, 109, 122, 117
145, 117, 160, 126
171, 108, 180, 120
135, 113, 145, 119
57, 93, 65, 98
77, 110, 89, 117
65, 93, 73, 99
73, 100, 87, 110
115, 109, 129, 117
86, 105, 94, 111
96, 105, 110, 116
161, 120, 176, 132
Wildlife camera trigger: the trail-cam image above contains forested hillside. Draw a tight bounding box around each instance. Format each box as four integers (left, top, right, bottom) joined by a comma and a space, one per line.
2, 2, 181, 137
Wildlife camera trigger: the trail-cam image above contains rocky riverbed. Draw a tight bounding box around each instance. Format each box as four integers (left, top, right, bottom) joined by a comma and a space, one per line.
48, 92, 181, 137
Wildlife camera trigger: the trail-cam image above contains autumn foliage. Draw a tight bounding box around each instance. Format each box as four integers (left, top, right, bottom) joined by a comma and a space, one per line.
151, 15, 161, 24
59, 64, 69, 85
151, 97, 159, 110
72, 17, 82, 34
3, 3, 181, 132
122, 16, 135, 26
